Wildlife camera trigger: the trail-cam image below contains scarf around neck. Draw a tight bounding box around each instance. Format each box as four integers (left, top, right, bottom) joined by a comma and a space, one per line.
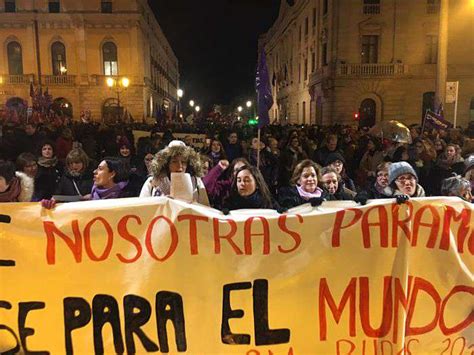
38, 156, 58, 168
0, 177, 21, 202
91, 181, 128, 200
297, 185, 322, 200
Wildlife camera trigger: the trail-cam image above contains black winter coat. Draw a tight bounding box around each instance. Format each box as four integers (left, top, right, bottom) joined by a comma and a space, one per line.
55, 168, 94, 196
34, 162, 64, 200
223, 190, 280, 211
278, 186, 334, 209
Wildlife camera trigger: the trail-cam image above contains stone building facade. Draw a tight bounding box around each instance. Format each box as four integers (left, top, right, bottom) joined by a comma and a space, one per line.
0, 0, 179, 122
260, 0, 474, 127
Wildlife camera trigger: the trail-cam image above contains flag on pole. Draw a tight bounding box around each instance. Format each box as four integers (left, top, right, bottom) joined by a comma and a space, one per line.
255, 48, 273, 129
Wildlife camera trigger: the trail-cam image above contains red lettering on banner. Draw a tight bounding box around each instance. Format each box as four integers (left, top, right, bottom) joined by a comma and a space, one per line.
332, 209, 363, 247
212, 218, 243, 255
406, 277, 441, 336
83, 217, 113, 261
412, 205, 440, 249
319, 278, 356, 340
277, 215, 303, 253
393, 276, 414, 343
177, 214, 209, 255
440, 207, 473, 253
116, 215, 142, 263
44, 220, 82, 264
439, 285, 474, 335
391, 202, 413, 247
244, 217, 270, 255
145, 216, 178, 262
359, 276, 393, 337
361, 206, 389, 248
336, 339, 355, 354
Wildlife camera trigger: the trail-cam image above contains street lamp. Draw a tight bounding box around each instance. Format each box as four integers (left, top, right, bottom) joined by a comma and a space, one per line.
106, 76, 130, 122
246, 100, 252, 108
195, 106, 200, 112
189, 100, 195, 107
177, 89, 184, 119
237, 106, 243, 113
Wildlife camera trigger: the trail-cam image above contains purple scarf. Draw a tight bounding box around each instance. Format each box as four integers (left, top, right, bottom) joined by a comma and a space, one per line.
91, 181, 128, 200
297, 185, 323, 200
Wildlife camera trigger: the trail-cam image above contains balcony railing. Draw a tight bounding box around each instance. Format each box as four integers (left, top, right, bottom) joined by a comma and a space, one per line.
43, 75, 76, 86
363, 4, 380, 14
0, 74, 34, 85
337, 63, 405, 76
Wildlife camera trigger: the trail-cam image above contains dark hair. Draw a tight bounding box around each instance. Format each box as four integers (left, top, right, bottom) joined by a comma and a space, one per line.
231, 165, 273, 208
320, 166, 341, 182
290, 159, 321, 186
38, 140, 56, 157
0, 160, 16, 184
102, 157, 129, 183
16, 153, 37, 171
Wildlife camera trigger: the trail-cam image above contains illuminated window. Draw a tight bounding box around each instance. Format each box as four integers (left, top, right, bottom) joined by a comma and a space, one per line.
7, 41, 23, 75
102, 42, 118, 75
51, 41, 66, 75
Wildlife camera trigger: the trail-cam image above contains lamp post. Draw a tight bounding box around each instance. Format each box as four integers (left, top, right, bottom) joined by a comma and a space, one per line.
177, 88, 183, 119
237, 106, 243, 113
189, 100, 195, 107
107, 76, 130, 122
195, 105, 200, 113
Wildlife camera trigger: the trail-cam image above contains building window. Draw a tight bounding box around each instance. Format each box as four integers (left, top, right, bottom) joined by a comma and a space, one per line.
51, 41, 67, 75
101, 1, 112, 13
359, 99, 376, 127
4, 0, 15, 12
425, 35, 438, 64
363, 0, 380, 15
102, 42, 118, 75
312, 8, 316, 27
323, 0, 328, 15
304, 58, 308, 79
303, 101, 306, 123
422, 92, 435, 119
311, 51, 316, 72
361, 35, 378, 64
7, 41, 23, 75
427, 0, 440, 14
322, 43, 328, 66
298, 63, 301, 83
296, 102, 299, 121
299, 25, 302, 43
304, 17, 309, 36
49, 0, 60, 13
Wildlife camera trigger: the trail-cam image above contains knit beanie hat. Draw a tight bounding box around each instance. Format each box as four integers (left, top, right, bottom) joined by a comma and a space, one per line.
325, 152, 346, 166
388, 161, 418, 185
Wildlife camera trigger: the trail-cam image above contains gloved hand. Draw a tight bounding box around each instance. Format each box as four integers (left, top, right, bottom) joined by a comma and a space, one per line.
354, 191, 369, 205
222, 208, 230, 216
309, 197, 325, 207
41, 198, 57, 210
277, 207, 288, 214
396, 194, 410, 204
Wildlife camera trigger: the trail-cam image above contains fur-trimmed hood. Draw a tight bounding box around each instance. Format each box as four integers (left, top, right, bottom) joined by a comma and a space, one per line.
151, 144, 204, 178
16, 171, 35, 202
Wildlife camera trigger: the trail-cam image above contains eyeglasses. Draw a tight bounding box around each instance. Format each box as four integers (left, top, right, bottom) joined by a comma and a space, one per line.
396, 176, 415, 183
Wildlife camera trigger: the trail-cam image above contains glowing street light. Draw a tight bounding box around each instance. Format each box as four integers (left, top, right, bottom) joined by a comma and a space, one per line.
237, 106, 243, 112
106, 76, 130, 121
121, 77, 130, 88
177, 89, 184, 98
246, 100, 252, 108
189, 100, 195, 107
195, 105, 201, 112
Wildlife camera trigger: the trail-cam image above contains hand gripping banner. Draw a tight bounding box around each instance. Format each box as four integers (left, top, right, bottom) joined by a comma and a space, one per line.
0, 197, 472, 354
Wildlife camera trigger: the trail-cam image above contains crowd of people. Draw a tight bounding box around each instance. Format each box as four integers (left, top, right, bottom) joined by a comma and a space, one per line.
0, 119, 473, 210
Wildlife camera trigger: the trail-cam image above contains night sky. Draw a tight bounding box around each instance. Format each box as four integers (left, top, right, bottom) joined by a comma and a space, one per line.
150, 0, 281, 110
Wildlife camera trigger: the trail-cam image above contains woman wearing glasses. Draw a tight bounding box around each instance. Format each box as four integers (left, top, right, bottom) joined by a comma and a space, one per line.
366, 162, 393, 199
388, 162, 426, 198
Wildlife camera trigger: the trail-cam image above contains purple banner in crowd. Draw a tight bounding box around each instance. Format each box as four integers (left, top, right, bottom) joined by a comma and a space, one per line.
255, 48, 273, 128
424, 110, 453, 130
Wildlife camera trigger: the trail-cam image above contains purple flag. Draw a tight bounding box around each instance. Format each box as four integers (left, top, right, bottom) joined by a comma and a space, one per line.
424, 110, 453, 130
256, 48, 273, 128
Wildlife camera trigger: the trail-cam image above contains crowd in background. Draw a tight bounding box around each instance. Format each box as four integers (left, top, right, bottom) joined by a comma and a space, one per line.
0, 119, 473, 210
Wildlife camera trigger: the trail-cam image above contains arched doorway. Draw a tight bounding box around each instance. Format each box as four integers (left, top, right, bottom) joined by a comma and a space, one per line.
359, 98, 376, 128
102, 98, 123, 123
51, 97, 73, 117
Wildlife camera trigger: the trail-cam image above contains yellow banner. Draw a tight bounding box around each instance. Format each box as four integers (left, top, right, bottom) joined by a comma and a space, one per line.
0, 197, 472, 354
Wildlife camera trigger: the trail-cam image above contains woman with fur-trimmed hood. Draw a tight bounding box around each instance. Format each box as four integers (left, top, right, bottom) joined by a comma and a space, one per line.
0, 160, 35, 202
139, 140, 210, 206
